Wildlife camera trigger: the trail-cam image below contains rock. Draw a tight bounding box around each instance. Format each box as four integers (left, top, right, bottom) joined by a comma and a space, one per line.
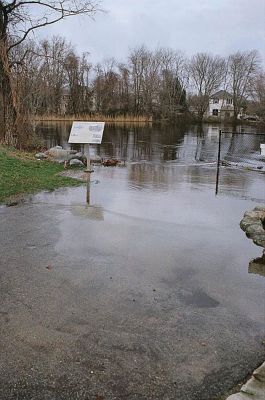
241, 377, 265, 397
91, 155, 102, 164
253, 235, 265, 248
245, 223, 265, 238
240, 218, 258, 231
75, 152, 84, 159
253, 362, 265, 382
254, 206, 265, 212
226, 395, 245, 399
48, 145, 62, 150
35, 152, 48, 159
69, 159, 84, 167
249, 256, 265, 277
46, 148, 68, 159
79, 154, 102, 164
244, 210, 265, 219
45, 147, 79, 162
226, 362, 265, 400
240, 208, 265, 249
102, 159, 120, 167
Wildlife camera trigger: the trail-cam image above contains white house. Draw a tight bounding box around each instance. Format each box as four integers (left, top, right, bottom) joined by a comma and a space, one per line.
208, 90, 234, 118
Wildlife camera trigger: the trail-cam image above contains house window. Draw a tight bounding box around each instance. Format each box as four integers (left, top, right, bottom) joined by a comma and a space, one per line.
213, 99, 219, 104
226, 98, 233, 104
212, 109, 219, 116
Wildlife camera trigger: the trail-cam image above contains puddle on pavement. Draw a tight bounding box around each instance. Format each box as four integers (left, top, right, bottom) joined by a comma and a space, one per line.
70, 205, 104, 221
179, 289, 220, 308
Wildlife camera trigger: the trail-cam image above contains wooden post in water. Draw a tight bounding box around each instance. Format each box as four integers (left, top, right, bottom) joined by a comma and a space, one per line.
84, 144, 91, 205
215, 129, 222, 196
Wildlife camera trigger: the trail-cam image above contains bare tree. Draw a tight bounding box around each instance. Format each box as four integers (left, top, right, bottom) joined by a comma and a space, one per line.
93, 58, 121, 114
159, 48, 188, 118
227, 50, 260, 120
189, 53, 226, 120
0, 0, 100, 147
248, 72, 265, 119
64, 50, 92, 114
129, 46, 146, 114
117, 63, 131, 113
128, 46, 187, 118
35, 36, 73, 114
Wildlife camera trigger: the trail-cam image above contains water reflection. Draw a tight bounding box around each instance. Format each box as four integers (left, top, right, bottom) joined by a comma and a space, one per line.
36, 121, 265, 202
71, 205, 104, 221
37, 122, 263, 163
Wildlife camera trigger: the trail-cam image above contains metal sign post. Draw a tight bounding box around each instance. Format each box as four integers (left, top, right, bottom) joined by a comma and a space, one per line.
84, 144, 91, 205
68, 122, 105, 205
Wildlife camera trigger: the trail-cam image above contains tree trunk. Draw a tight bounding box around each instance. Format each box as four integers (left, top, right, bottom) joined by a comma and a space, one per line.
233, 104, 239, 125
0, 41, 19, 147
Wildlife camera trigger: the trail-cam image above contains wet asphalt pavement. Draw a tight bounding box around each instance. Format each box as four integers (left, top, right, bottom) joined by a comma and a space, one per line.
0, 164, 265, 400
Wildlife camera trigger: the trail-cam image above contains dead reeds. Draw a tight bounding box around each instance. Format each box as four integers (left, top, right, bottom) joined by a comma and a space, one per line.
33, 113, 153, 123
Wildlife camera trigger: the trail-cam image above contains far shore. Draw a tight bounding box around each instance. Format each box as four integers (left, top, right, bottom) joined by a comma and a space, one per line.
33, 114, 262, 127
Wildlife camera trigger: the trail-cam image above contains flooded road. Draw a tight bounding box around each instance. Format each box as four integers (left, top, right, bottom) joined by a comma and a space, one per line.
0, 123, 264, 399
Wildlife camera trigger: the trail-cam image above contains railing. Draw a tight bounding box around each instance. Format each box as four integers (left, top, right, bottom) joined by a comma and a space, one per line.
216, 130, 265, 196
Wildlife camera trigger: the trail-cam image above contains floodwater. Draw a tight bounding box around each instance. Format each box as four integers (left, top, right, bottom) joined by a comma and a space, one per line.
2, 121, 264, 399
35, 121, 265, 309
35, 121, 265, 274
36, 121, 265, 201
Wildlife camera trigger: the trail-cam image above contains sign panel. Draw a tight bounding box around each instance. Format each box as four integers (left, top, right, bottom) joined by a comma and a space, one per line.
68, 121, 105, 144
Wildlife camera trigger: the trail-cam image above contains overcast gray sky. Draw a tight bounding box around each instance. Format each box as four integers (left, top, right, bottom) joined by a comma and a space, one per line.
41, 0, 265, 64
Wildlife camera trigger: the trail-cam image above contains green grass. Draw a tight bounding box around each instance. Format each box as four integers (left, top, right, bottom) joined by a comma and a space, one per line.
0, 147, 82, 203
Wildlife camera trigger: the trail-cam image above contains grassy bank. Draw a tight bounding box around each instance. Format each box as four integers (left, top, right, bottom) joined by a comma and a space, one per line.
0, 147, 82, 203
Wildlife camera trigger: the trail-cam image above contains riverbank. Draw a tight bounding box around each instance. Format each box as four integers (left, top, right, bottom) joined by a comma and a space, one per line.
0, 146, 82, 204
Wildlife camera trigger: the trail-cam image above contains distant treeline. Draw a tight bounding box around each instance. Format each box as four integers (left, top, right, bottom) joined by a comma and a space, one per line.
8, 36, 264, 123
1, 1, 265, 149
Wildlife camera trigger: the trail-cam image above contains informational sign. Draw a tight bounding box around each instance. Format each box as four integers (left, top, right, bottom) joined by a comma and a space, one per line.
68, 121, 105, 144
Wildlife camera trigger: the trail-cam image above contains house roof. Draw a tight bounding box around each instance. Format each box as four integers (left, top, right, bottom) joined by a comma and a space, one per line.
211, 90, 233, 99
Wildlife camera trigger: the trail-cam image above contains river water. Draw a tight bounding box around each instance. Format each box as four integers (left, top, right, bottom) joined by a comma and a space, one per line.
37, 121, 265, 201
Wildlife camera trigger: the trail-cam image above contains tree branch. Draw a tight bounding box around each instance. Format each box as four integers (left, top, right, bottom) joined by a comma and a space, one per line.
4, 1, 100, 51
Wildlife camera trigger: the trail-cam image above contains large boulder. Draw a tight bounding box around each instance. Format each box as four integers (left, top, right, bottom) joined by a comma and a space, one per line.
226, 362, 265, 400
74, 152, 85, 160
35, 152, 48, 160
45, 146, 77, 162
91, 155, 102, 164
240, 207, 265, 250
69, 159, 84, 167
